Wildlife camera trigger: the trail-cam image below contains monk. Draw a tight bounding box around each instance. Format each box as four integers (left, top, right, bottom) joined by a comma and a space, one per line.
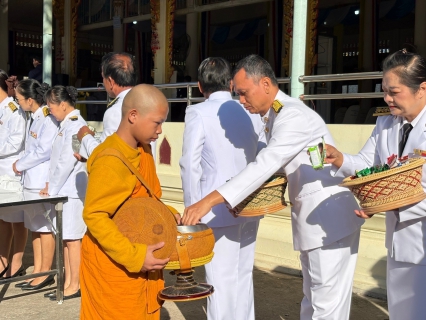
80, 84, 177, 319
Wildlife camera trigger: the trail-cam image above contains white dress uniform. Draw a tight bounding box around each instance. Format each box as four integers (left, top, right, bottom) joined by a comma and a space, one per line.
180, 91, 265, 320
48, 109, 88, 240
217, 90, 364, 320
15, 106, 59, 232
79, 88, 131, 158
332, 106, 426, 320
0, 97, 26, 223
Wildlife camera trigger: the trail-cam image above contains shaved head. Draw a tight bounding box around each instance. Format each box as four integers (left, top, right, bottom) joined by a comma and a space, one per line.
122, 84, 168, 117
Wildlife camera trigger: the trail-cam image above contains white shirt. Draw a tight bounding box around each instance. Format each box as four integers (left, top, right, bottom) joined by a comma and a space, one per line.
16, 106, 59, 190
48, 109, 87, 198
0, 97, 26, 179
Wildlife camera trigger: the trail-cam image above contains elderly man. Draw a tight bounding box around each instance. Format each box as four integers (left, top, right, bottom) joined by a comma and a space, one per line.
182, 55, 363, 320
180, 57, 264, 320
77, 52, 136, 159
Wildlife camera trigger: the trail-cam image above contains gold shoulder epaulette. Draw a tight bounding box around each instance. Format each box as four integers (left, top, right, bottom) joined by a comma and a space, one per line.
106, 97, 118, 109
8, 102, 18, 112
69, 116, 78, 121
271, 100, 283, 114
42, 107, 50, 117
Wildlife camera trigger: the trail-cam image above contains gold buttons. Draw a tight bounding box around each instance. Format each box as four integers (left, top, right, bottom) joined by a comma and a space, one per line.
265, 127, 269, 133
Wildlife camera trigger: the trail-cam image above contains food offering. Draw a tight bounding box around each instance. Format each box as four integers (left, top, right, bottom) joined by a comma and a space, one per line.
340, 155, 426, 214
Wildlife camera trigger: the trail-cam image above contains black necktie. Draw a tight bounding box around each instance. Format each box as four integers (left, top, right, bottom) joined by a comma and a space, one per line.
399, 123, 413, 157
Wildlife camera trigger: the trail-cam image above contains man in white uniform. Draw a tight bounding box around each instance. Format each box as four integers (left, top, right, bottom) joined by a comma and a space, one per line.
76, 52, 136, 158
180, 57, 264, 320
182, 55, 364, 320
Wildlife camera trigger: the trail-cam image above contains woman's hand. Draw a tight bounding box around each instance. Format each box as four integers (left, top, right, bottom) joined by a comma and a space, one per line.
355, 209, 374, 219
324, 144, 344, 168
39, 183, 49, 196
12, 161, 21, 175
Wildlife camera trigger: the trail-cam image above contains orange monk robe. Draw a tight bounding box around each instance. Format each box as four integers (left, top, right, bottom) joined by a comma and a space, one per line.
80, 133, 176, 320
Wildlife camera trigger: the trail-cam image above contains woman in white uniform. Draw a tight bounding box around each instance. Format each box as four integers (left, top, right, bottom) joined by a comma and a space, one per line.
326, 49, 426, 320
40, 85, 87, 301
12, 80, 59, 290
0, 71, 27, 279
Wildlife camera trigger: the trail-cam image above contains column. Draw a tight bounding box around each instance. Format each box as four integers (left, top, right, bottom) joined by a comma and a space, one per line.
290, 0, 307, 99
0, 0, 8, 72
113, 0, 124, 52
43, 0, 53, 84
153, 0, 167, 84
62, 0, 71, 76
185, 8, 198, 81
414, 0, 426, 56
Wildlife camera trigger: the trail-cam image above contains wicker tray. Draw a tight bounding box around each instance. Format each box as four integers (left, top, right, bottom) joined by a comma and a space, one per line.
235, 173, 287, 217
340, 158, 426, 214
373, 106, 391, 116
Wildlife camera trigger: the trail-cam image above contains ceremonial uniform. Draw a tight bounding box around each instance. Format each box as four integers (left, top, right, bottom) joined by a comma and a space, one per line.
332, 107, 426, 320
80, 89, 131, 158
48, 110, 87, 239
15, 106, 58, 231
0, 97, 26, 223
180, 91, 265, 320
217, 90, 364, 320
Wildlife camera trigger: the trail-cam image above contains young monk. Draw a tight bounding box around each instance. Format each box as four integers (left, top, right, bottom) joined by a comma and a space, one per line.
80, 84, 178, 319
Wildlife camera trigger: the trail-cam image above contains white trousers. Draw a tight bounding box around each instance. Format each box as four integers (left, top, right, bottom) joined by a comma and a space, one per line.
300, 230, 360, 320
387, 252, 426, 320
205, 220, 259, 320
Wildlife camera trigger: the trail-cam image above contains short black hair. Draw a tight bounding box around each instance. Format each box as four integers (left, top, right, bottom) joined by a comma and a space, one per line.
233, 54, 278, 86
198, 57, 231, 94
32, 55, 42, 63
101, 52, 137, 87
382, 49, 426, 93
0, 69, 8, 93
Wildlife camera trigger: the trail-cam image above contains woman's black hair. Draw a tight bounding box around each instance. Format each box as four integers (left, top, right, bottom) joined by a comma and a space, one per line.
0, 69, 9, 93
45, 85, 78, 107
382, 49, 426, 93
15, 79, 50, 106
197, 57, 232, 94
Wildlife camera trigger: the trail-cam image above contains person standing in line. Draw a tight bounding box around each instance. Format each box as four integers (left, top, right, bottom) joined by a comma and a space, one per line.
39, 85, 88, 300
182, 55, 364, 320
180, 57, 265, 320
325, 49, 426, 320
28, 55, 43, 83
11, 80, 59, 291
76, 52, 136, 159
0, 72, 27, 279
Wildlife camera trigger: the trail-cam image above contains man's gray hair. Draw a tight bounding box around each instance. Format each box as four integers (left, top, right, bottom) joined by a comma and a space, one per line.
233, 54, 278, 86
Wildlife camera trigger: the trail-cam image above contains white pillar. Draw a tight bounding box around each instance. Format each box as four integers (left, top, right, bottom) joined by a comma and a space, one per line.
0, 0, 8, 72
415, 0, 426, 56
290, 0, 307, 99
113, 2, 124, 52
43, 0, 53, 84
185, 0, 198, 81
62, 0, 71, 75
153, 0, 167, 84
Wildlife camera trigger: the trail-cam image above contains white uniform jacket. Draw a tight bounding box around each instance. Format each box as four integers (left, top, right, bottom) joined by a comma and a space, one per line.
48, 109, 87, 199
180, 91, 265, 227
80, 88, 131, 158
217, 90, 363, 251
332, 110, 426, 265
0, 97, 26, 178
16, 106, 59, 190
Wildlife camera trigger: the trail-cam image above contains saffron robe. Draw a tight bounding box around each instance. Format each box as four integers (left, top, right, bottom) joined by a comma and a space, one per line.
80, 133, 166, 319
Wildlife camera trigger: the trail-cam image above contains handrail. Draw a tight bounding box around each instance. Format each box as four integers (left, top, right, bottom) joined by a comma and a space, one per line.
299, 72, 383, 83
300, 92, 383, 101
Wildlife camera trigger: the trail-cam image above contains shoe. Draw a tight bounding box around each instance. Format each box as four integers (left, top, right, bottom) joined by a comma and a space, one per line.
21, 275, 55, 291
15, 280, 32, 288
44, 290, 56, 298
0, 264, 9, 278
3, 265, 26, 279
50, 289, 81, 301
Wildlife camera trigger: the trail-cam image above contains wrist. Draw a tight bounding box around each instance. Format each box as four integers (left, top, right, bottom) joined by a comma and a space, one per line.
79, 131, 91, 142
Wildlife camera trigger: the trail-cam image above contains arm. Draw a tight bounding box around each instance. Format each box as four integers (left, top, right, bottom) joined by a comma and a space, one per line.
15, 117, 57, 171
100, 107, 121, 142
179, 108, 205, 206
0, 111, 26, 157
83, 161, 148, 272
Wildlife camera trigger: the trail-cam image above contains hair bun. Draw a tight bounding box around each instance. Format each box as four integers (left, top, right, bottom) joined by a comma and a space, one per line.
65, 86, 78, 101
35, 82, 51, 103
5, 76, 18, 97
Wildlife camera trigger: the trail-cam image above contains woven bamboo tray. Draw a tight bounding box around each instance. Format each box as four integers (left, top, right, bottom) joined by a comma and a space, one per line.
373, 106, 391, 116
235, 173, 287, 217
340, 158, 426, 214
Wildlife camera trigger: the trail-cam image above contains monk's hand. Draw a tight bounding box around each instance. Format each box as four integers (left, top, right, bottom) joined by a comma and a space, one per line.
73, 153, 87, 162
324, 144, 344, 168
355, 209, 374, 219
141, 242, 170, 272
77, 126, 95, 142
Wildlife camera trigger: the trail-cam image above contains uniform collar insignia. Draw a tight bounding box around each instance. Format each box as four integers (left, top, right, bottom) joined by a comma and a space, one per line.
107, 97, 118, 109
69, 116, 78, 121
30, 131, 37, 139
58, 132, 63, 136
42, 106, 50, 117
8, 102, 18, 112
271, 100, 283, 114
